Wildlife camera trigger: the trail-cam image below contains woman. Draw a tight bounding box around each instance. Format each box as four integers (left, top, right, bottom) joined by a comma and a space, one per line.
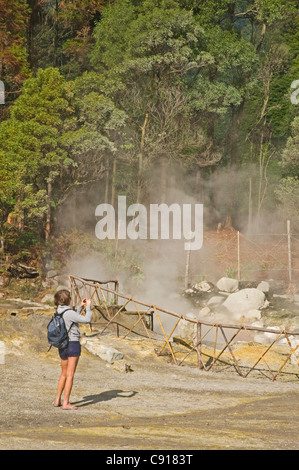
53, 289, 92, 410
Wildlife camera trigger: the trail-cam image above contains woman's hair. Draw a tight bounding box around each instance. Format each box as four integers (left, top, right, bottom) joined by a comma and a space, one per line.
54, 289, 71, 307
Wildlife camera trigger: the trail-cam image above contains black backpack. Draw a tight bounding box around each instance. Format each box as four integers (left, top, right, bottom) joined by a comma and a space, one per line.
47, 308, 73, 351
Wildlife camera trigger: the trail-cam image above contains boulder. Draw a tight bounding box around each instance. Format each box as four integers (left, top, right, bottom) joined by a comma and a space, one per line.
257, 281, 270, 293
207, 296, 226, 307
216, 277, 238, 293
199, 306, 211, 317
288, 336, 299, 365
253, 326, 281, 345
223, 288, 267, 318
192, 281, 214, 293
178, 313, 197, 340
82, 338, 124, 363
243, 309, 262, 321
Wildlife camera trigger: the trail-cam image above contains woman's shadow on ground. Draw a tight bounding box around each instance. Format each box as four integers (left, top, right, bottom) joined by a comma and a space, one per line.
73, 390, 138, 408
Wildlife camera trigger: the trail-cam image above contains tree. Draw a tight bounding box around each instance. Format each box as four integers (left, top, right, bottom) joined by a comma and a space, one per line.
0, 66, 128, 244
190, 0, 298, 228
0, 67, 74, 241
27, 0, 104, 77
61, 71, 128, 208
90, 0, 218, 203
0, 0, 31, 116
275, 177, 299, 229
281, 116, 299, 177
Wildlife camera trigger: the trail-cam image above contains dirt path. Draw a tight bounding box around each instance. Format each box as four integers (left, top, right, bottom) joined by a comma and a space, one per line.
0, 311, 299, 450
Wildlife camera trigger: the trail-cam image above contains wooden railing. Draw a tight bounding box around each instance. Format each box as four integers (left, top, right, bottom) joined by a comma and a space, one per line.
68, 275, 299, 381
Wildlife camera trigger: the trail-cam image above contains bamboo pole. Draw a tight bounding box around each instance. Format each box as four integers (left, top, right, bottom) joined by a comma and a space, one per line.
196, 323, 203, 369
159, 316, 182, 356
153, 306, 178, 365
133, 302, 156, 351
122, 305, 153, 340
68, 275, 299, 381
184, 236, 192, 289
68, 275, 299, 336
219, 326, 244, 377
98, 298, 132, 336
244, 331, 284, 378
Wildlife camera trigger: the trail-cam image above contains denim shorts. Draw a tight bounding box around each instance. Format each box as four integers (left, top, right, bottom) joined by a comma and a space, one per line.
59, 341, 81, 360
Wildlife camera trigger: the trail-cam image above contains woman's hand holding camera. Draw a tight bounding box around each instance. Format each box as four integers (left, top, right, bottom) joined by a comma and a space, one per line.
80, 298, 91, 307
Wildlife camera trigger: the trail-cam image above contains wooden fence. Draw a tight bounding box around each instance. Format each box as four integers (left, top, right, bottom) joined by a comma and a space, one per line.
69, 275, 299, 381
202, 222, 299, 283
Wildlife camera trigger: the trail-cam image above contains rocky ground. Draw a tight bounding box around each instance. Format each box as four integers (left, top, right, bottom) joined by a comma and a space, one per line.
1, 303, 299, 451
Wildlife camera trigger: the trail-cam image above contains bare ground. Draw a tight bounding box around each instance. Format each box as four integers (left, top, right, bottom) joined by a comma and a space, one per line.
1, 310, 299, 451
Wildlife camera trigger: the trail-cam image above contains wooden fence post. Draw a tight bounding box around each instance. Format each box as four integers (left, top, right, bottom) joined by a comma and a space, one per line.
237, 230, 241, 281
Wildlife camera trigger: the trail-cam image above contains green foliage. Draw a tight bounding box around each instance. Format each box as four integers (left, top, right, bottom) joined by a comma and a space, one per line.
0, 0, 31, 88
0, 0, 298, 265
0, 68, 73, 225
275, 177, 299, 224
282, 116, 299, 175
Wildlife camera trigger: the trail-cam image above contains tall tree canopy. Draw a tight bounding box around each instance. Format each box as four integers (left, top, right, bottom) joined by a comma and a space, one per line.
0, 0, 298, 257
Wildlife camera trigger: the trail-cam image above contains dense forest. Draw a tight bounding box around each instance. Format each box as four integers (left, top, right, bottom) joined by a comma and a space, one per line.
0, 0, 298, 273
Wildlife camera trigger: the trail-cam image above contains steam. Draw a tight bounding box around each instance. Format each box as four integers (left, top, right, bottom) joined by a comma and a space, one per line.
58, 159, 295, 337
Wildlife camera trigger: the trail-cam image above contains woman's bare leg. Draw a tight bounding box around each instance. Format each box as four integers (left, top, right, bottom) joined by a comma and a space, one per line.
62, 356, 79, 409
55, 359, 68, 406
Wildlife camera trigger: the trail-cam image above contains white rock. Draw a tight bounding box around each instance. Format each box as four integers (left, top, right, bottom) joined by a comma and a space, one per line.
184, 288, 195, 295
244, 309, 261, 320
178, 314, 197, 340
207, 296, 225, 307
216, 277, 239, 293
253, 326, 281, 344
82, 339, 124, 363
223, 288, 267, 317
288, 336, 299, 365
192, 281, 214, 292
199, 306, 211, 317
257, 281, 270, 293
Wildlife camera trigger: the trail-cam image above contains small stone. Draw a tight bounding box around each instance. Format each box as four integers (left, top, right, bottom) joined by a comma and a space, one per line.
216, 277, 239, 293
257, 281, 270, 293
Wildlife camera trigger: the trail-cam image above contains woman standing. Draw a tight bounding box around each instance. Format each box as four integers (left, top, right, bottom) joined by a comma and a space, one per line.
53, 289, 92, 410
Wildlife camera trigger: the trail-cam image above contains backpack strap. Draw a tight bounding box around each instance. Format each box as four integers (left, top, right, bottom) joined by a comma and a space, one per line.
59, 308, 75, 334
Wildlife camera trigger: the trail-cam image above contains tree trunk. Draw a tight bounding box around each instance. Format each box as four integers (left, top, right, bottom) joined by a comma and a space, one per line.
248, 176, 253, 232
224, 99, 245, 228
53, 0, 59, 67
110, 154, 117, 206
160, 157, 168, 204
137, 113, 149, 203
104, 155, 110, 204
45, 180, 52, 242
